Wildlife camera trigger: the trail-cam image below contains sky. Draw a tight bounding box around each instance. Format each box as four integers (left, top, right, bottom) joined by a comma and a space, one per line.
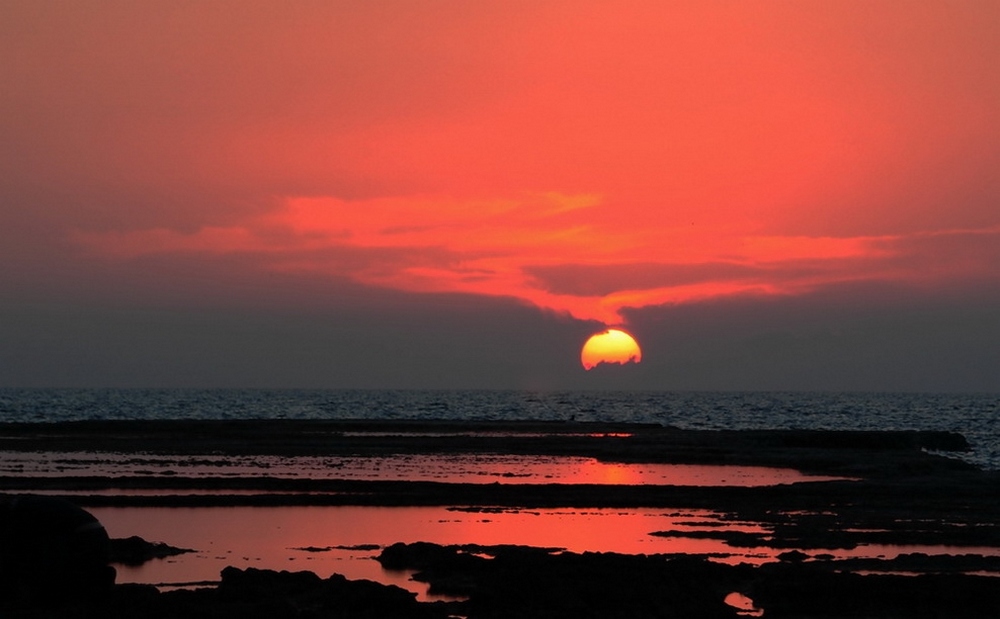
2, 0, 999, 391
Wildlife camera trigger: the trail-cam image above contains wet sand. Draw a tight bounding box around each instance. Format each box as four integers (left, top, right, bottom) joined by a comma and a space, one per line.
1, 420, 998, 617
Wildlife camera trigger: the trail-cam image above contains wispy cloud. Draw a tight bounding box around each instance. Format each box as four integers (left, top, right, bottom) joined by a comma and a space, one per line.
75, 191, 1000, 324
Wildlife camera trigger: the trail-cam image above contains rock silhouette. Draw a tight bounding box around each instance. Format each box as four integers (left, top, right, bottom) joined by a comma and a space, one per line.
0, 495, 116, 610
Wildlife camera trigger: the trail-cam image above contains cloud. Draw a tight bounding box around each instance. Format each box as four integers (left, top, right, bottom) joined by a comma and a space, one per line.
74, 184, 1000, 326
4, 1, 1000, 389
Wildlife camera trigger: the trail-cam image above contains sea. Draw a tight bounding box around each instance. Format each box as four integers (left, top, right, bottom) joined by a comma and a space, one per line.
0, 389, 998, 470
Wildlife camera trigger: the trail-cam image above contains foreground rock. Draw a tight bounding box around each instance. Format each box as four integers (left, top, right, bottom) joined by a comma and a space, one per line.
109, 535, 194, 566
376, 542, 1000, 619
0, 496, 116, 611
97, 567, 450, 619
0, 422, 997, 617
26, 548, 994, 619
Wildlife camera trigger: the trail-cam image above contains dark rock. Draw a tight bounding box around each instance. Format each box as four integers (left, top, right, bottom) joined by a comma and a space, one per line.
776, 550, 808, 563
752, 563, 1000, 618
380, 543, 744, 618
218, 565, 323, 601
109, 535, 194, 566
170, 567, 448, 619
0, 495, 116, 610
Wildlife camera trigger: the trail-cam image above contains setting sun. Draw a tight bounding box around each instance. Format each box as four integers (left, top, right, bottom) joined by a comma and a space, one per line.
581, 329, 642, 370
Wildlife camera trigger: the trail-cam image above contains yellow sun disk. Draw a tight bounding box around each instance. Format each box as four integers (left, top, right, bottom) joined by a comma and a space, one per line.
581, 329, 642, 370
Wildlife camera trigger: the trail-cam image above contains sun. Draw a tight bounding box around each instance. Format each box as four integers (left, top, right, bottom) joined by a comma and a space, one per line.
581, 328, 642, 370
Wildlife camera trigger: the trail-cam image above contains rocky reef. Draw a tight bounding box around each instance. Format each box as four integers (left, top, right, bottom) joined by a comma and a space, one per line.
0, 420, 997, 617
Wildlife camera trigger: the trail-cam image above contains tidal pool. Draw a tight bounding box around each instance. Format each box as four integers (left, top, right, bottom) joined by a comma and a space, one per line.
94, 505, 769, 598
1, 451, 846, 486
92, 505, 1000, 600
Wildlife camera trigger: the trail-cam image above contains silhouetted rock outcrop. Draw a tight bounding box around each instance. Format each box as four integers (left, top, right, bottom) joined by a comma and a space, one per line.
109, 535, 193, 566
0, 495, 116, 610
98, 566, 451, 619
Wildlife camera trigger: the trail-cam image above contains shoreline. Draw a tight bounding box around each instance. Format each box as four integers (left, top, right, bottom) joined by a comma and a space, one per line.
0, 418, 975, 469
2, 420, 999, 617
1, 421, 995, 546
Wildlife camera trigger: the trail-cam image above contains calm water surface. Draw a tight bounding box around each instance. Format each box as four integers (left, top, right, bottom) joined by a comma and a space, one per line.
95, 505, 1000, 598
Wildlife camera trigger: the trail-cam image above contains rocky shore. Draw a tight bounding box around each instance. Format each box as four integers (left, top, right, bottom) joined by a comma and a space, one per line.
0, 420, 998, 617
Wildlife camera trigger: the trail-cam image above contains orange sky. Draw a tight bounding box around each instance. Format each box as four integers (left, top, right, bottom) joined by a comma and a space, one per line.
2, 1, 999, 388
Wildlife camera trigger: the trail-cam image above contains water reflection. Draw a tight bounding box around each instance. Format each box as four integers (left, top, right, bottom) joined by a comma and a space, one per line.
92, 505, 1000, 601
1, 451, 844, 486
724, 592, 764, 617
93, 506, 765, 598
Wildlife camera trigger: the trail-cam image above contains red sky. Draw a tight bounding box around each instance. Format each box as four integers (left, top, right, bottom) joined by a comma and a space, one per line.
2, 1, 999, 389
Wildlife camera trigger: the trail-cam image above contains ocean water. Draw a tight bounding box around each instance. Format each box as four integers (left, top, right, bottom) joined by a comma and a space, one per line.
0, 389, 997, 470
